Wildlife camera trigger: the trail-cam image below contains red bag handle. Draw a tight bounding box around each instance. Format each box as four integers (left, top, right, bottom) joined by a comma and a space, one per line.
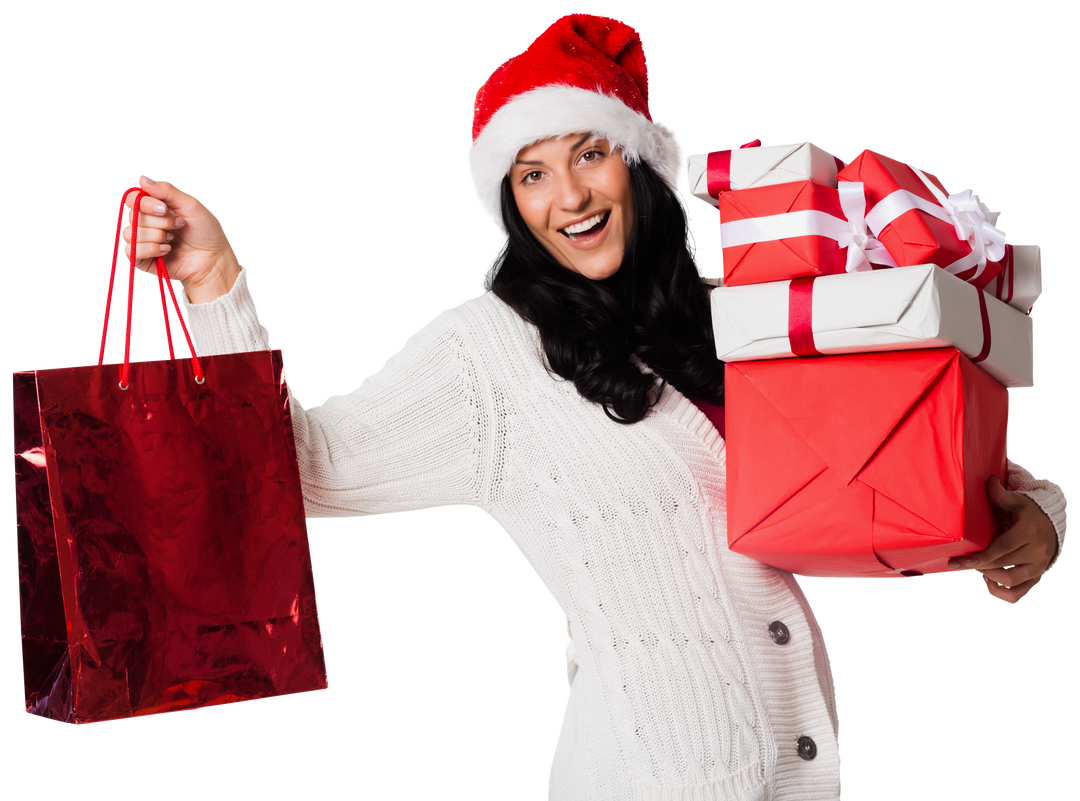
98, 187, 204, 390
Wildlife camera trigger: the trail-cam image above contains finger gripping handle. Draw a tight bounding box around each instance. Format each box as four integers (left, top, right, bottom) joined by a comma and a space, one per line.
98, 187, 203, 388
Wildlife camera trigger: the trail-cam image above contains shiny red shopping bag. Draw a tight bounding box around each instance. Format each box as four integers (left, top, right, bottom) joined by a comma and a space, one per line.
14, 189, 326, 723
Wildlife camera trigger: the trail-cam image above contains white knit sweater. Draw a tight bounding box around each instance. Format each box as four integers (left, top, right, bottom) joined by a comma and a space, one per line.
186, 269, 1066, 801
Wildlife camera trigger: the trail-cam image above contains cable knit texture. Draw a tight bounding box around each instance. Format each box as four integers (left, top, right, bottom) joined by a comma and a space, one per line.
184, 268, 1065, 800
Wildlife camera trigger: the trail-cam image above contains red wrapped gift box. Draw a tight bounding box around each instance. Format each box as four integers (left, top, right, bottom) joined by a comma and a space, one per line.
725, 348, 1008, 577
718, 180, 852, 286
838, 150, 1006, 289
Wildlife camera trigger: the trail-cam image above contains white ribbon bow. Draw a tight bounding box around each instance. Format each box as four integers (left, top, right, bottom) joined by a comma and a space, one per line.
942, 187, 1007, 263
910, 168, 1007, 281
836, 182, 898, 273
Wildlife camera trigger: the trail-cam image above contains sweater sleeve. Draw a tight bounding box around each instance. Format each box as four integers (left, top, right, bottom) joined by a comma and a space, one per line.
1007, 459, 1066, 567
184, 267, 493, 518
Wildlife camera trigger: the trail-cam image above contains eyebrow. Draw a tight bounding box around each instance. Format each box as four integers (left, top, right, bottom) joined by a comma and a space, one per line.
514, 134, 595, 166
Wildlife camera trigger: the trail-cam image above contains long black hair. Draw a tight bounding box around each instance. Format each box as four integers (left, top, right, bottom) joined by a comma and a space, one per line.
486, 157, 724, 424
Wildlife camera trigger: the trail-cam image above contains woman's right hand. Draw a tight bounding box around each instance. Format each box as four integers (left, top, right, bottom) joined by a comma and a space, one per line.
123, 175, 241, 304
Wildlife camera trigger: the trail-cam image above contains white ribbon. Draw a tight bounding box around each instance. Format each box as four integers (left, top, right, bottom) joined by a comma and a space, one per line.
914, 168, 1006, 282
945, 189, 1007, 256
864, 189, 953, 237
719, 191, 900, 273
719, 174, 1004, 284
836, 182, 899, 273
860, 167, 1006, 283
719, 209, 849, 248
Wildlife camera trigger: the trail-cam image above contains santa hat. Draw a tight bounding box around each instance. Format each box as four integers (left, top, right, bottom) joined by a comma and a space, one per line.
470, 14, 681, 222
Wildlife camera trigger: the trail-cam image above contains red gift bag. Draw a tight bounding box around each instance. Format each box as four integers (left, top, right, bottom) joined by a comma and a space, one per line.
14, 189, 327, 723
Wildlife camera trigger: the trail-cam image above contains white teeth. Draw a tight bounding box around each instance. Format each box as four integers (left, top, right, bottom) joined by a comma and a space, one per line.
562, 212, 606, 235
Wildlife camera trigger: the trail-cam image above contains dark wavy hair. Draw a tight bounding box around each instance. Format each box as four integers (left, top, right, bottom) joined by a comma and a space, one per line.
486, 158, 724, 424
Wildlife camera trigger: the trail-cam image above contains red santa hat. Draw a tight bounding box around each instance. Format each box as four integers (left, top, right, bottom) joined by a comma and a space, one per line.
470, 14, 681, 222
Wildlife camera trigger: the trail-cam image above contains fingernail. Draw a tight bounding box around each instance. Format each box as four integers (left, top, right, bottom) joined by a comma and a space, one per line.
964, 557, 979, 567
165, 232, 174, 242
160, 244, 172, 253
141, 175, 156, 185
154, 203, 167, 214
174, 217, 185, 228
947, 559, 961, 570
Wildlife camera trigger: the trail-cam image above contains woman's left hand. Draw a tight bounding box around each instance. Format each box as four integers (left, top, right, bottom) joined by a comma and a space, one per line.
947, 476, 1059, 603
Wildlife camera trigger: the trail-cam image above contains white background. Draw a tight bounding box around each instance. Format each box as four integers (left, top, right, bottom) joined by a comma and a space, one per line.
12, 7, 1067, 798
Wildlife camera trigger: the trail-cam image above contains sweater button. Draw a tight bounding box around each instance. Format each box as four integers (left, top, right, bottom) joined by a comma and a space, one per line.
797, 736, 817, 761
768, 620, 790, 645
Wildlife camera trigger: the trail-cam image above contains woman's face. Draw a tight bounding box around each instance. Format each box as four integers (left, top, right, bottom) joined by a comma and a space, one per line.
509, 135, 634, 281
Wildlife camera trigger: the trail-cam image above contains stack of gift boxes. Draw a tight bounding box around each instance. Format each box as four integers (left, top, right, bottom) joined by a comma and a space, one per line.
688, 141, 1042, 577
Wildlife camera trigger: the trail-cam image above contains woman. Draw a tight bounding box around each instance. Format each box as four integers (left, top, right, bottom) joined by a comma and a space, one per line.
123, 15, 1064, 800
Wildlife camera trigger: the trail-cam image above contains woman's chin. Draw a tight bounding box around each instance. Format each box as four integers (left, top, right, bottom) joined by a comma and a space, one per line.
560, 252, 622, 281
581, 262, 622, 281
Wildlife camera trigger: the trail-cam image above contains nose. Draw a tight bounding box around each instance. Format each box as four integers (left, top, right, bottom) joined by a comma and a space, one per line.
554, 169, 589, 212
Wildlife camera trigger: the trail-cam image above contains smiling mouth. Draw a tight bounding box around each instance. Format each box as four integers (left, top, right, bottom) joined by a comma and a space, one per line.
560, 211, 610, 241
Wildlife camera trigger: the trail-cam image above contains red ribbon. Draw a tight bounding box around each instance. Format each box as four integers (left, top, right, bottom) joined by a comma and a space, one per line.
100, 188, 204, 389
705, 139, 762, 198
992, 243, 1014, 304
788, 277, 822, 356
972, 285, 992, 363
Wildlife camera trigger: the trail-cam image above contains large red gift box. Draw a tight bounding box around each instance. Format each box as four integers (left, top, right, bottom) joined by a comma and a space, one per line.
837, 150, 1005, 289
725, 348, 1008, 577
718, 180, 851, 286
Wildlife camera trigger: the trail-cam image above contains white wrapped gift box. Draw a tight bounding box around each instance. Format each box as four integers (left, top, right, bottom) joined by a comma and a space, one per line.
688, 142, 843, 207
710, 263, 1033, 387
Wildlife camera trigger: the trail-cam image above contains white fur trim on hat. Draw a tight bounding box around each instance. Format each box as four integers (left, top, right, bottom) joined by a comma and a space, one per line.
470, 85, 681, 224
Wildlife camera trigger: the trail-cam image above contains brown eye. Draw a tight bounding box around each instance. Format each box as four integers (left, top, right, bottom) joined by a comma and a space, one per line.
524, 170, 542, 183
